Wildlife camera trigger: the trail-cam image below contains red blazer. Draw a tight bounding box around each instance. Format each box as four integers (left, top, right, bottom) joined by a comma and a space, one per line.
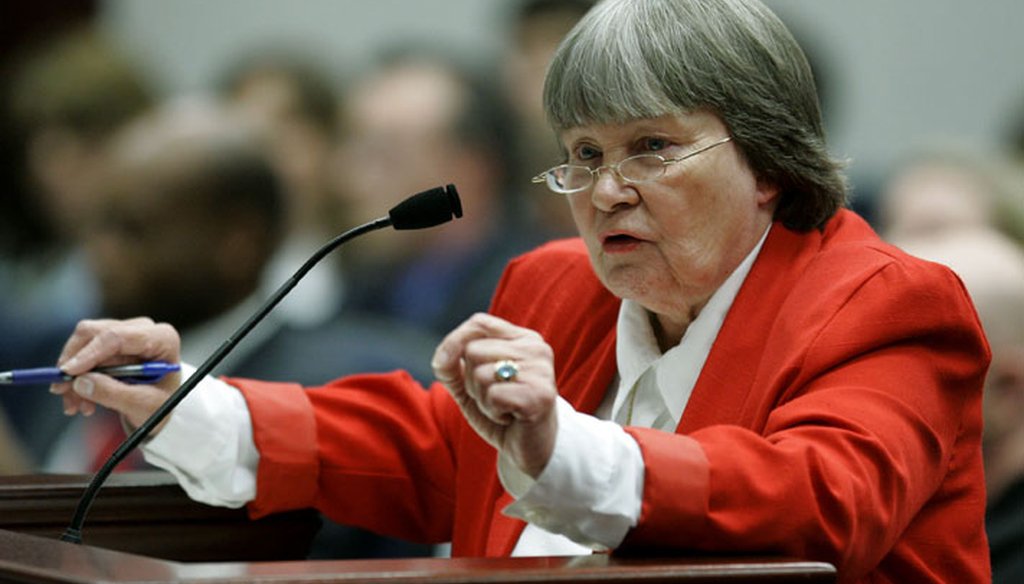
229, 210, 990, 583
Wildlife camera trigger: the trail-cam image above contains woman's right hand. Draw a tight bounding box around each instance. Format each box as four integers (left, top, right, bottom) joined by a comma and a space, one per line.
49, 317, 183, 430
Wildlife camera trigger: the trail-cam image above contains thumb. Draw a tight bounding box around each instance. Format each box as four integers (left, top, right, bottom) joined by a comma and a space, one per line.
432, 355, 469, 404
431, 343, 460, 385
430, 353, 480, 420
72, 373, 168, 430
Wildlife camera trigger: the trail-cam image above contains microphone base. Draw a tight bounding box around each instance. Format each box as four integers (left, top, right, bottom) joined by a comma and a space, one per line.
59, 528, 83, 544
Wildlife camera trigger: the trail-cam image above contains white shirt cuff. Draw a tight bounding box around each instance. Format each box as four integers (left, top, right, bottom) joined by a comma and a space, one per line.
141, 363, 259, 508
499, 397, 644, 550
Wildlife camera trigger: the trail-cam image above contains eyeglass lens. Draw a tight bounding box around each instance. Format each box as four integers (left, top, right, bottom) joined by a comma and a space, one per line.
553, 155, 665, 191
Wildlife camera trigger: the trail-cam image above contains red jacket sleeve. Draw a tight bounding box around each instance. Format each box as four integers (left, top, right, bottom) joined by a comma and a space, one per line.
234, 371, 462, 544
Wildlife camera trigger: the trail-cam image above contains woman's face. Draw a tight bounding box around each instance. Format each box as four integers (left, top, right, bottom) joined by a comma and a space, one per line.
562, 111, 779, 336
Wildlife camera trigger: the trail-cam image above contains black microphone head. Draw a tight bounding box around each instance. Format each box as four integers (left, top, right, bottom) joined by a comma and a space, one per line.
388, 184, 463, 230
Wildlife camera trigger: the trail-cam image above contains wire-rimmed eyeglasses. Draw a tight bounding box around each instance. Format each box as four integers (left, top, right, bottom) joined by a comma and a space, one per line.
531, 136, 732, 195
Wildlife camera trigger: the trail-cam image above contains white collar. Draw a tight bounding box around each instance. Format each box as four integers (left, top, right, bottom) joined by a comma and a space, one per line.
609, 225, 771, 424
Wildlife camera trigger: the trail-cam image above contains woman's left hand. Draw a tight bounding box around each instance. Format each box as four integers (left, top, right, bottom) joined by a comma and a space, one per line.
432, 313, 558, 478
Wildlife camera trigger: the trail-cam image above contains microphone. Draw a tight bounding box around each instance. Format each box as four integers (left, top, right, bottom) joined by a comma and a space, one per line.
59, 184, 462, 544
389, 183, 462, 229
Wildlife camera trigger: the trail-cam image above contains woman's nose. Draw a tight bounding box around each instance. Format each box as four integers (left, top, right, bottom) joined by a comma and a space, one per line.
589, 167, 639, 211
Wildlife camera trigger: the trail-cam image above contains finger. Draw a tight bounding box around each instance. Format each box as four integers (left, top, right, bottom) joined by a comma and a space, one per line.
58, 318, 140, 370
61, 392, 81, 416
434, 313, 541, 389
463, 335, 551, 365
432, 313, 495, 383
455, 360, 520, 424
467, 362, 541, 422
436, 358, 512, 445
486, 381, 556, 425
464, 338, 555, 392
452, 360, 501, 427
466, 385, 516, 426
57, 319, 116, 367
80, 399, 96, 417
433, 313, 528, 364
59, 388, 97, 417
70, 373, 170, 430
472, 359, 529, 388
60, 318, 180, 376
432, 352, 511, 430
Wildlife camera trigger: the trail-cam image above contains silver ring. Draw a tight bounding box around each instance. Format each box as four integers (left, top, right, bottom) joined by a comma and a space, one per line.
493, 360, 519, 383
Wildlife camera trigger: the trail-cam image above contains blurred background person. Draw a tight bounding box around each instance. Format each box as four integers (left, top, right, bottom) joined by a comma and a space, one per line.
37, 96, 287, 473
334, 45, 537, 337
497, 0, 596, 239
75, 95, 436, 444
216, 49, 348, 328
83, 97, 289, 381
878, 145, 1024, 247
0, 25, 155, 470
895, 229, 1024, 584
1, 25, 155, 363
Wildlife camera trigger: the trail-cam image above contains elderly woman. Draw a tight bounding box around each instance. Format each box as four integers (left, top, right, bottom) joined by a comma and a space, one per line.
53, 0, 989, 581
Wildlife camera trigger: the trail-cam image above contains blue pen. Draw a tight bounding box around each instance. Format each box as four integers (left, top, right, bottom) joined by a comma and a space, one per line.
0, 361, 181, 386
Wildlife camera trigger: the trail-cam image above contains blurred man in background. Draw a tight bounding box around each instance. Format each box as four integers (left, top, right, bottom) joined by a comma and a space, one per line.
335, 45, 536, 337
1, 25, 154, 362
878, 147, 1024, 247
498, 0, 595, 239
217, 51, 348, 328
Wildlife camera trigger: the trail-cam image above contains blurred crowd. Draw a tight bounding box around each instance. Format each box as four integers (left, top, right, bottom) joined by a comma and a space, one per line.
0, 0, 1021, 578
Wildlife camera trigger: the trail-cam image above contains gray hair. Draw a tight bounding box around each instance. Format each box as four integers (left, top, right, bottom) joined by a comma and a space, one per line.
544, 0, 847, 231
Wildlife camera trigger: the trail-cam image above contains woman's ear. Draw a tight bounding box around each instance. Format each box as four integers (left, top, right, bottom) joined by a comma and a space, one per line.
755, 176, 781, 207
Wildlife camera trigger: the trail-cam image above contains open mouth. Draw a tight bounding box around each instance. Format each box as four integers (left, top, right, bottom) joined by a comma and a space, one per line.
601, 233, 643, 252
604, 233, 639, 244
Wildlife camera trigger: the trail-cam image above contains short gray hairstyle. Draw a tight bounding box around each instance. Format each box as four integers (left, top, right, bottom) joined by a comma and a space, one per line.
544, 0, 847, 231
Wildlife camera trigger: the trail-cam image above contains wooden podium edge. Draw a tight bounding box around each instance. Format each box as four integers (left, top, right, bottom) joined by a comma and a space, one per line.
1, 528, 836, 584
